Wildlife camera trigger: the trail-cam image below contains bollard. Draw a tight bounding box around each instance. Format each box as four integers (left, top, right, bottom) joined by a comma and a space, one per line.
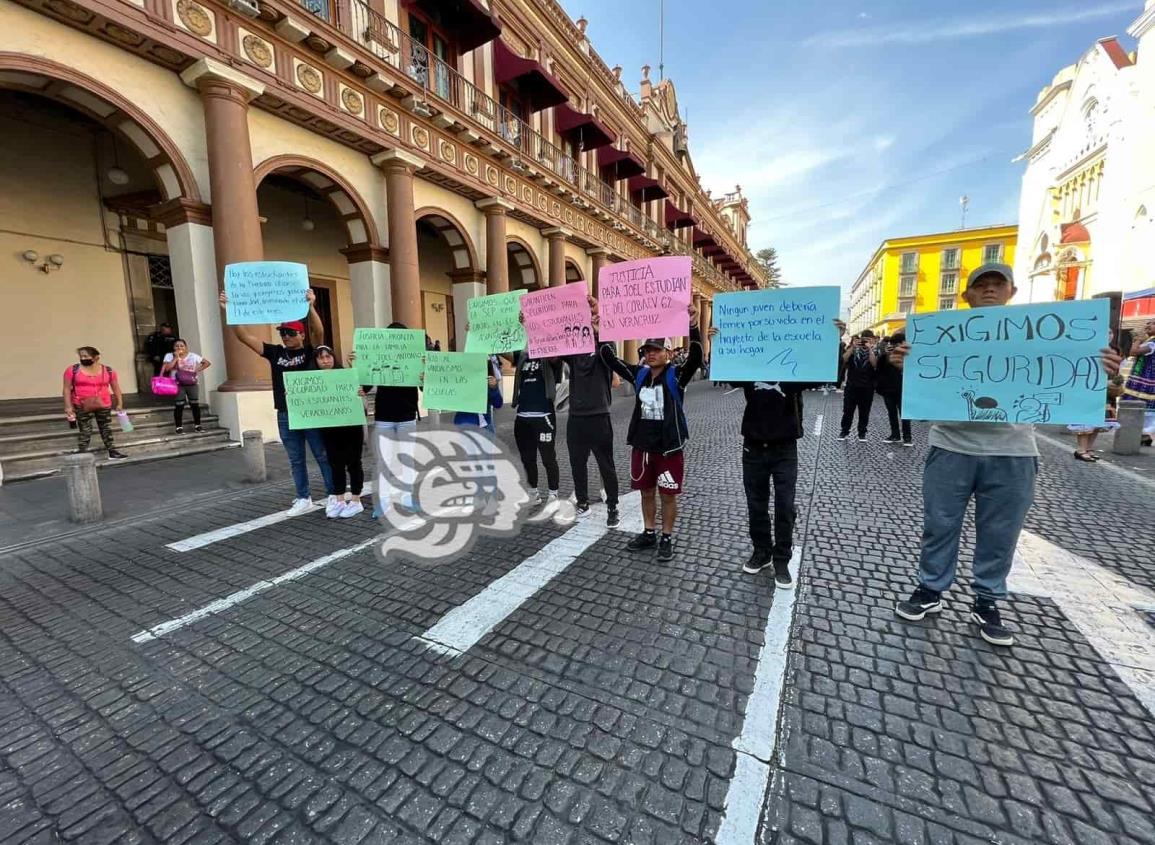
1112, 399, 1146, 456
242, 430, 267, 482
62, 452, 102, 523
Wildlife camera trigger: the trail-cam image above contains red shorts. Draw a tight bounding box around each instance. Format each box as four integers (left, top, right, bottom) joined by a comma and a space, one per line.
630, 449, 685, 495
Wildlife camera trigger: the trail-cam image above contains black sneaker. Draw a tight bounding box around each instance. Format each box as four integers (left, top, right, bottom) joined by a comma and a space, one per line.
657, 535, 674, 562
175, 426, 184, 434
107, 450, 128, 460
575, 501, 591, 518
837, 432, 849, 441
895, 585, 942, 621
857, 434, 868, 442
627, 531, 657, 552
606, 507, 620, 528
742, 550, 771, 574
902, 439, 914, 447
194, 425, 204, 433
882, 435, 901, 444
773, 562, 794, 589
971, 600, 1014, 647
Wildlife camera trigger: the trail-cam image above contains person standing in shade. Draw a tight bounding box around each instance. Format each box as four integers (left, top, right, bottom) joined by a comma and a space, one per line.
314, 346, 365, 518
839, 330, 878, 441
876, 331, 912, 446
144, 322, 176, 376
889, 263, 1121, 646
563, 295, 620, 526
63, 346, 127, 460
218, 289, 336, 516
1122, 317, 1155, 446
160, 339, 211, 433
510, 348, 564, 505
596, 302, 701, 563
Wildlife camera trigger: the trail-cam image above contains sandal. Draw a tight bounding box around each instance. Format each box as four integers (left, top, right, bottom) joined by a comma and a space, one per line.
1073, 451, 1096, 462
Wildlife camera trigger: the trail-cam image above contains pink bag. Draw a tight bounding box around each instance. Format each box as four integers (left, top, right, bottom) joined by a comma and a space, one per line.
151, 376, 179, 396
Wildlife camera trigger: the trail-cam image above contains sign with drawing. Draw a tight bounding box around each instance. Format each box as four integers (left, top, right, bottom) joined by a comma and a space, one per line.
520, 283, 595, 358
901, 300, 1110, 425
352, 328, 425, 386
596, 256, 692, 342
464, 290, 528, 354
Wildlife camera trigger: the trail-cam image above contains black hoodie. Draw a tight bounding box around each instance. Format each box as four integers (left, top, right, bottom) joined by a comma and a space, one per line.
732, 381, 818, 446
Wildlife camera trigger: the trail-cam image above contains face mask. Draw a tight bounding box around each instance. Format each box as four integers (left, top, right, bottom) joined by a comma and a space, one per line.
79, 358, 95, 366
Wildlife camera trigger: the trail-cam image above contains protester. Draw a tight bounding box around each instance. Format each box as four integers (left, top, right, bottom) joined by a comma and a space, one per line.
160, 339, 210, 434
510, 348, 564, 505
888, 263, 1121, 646
1070, 372, 1125, 462
63, 346, 127, 459
218, 289, 336, 516
144, 322, 176, 376
1122, 317, 1155, 447
876, 331, 912, 446
313, 346, 365, 517
597, 302, 701, 562
839, 330, 878, 441
563, 295, 620, 526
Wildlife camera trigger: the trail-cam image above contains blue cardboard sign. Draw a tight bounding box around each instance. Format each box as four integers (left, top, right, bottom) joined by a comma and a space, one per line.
225, 261, 310, 325
901, 300, 1110, 425
709, 286, 841, 382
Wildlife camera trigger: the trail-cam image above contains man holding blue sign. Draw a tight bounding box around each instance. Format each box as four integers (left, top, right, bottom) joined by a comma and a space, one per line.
889, 263, 1121, 647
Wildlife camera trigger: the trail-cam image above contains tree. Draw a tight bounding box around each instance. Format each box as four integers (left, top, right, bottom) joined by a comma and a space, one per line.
755, 247, 783, 288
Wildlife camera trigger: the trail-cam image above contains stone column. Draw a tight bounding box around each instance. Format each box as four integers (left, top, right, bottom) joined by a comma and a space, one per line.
342, 245, 392, 328
476, 197, 512, 295
543, 227, 571, 287
372, 149, 425, 330
587, 247, 609, 296
449, 269, 486, 352
180, 58, 268, 391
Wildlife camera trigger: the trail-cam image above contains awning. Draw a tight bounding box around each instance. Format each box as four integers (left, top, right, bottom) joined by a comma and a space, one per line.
627, 175, 669, 202
1124, 287, 1155, 300
664, 201, 696, 230
597, 146, 646, 180
692, 226, 716, 247
401, 0, 501, 53
493, 39, 569, 112
555, 103, 614, 150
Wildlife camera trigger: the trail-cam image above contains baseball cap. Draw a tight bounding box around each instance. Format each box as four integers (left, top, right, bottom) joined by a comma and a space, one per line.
639, 338, 672, 352
277, 320, 306, 333
967, 262, 1014, 286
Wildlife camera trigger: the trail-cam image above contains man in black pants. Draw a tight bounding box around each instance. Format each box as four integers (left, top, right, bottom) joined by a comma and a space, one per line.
563, 297, 620, 526
510, 350, 565, 505
876, 331, 912, 446
839, 330, 878, 441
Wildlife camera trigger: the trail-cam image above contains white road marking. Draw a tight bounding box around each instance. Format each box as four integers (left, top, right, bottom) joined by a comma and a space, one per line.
166, 483, 375, 552
1011, 530, 1155, 720
812, 414, 823, 437
715, 547, 802, 845
414, 492, 643, 657
1033, 430, 1155, 492
724, 387, 740, 396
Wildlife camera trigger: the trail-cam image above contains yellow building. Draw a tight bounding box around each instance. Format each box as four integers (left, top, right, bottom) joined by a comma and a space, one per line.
848, 224, 1018, 336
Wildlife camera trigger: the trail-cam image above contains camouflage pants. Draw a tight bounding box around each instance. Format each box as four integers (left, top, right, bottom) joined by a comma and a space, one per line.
77, 408, 115, 452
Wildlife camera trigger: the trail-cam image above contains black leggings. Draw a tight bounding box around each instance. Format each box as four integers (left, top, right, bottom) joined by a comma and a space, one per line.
840, 386, 875, 437
514, 413, 560, 491
322, 428, 365, 496
567, 413, 618, 506
174, 384, 201, 428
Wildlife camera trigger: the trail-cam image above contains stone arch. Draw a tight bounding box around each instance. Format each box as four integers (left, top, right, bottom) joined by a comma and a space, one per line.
0, 52, 200, 202
507, 237, 542, 290
565, 259, 584, 283
414, 207, 479, 271
255, 155, 381, 247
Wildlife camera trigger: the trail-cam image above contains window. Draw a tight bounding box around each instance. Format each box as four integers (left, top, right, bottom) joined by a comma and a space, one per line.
938, 297, 956, 311
940, 272, 957, 294
941, 248, 960, 270
983, 243, 1003, 263
899, 274, 916, 298
898, 299, 914, 315
900, 252, 918, 273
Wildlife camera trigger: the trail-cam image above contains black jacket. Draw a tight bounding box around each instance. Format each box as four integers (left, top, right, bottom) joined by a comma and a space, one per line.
731, 381, 815, 445
510, 352, 564, 409
564, 341, 615, 417
875, 352, 903, 394
843, 348, 877, 389
601, 327, 703, 454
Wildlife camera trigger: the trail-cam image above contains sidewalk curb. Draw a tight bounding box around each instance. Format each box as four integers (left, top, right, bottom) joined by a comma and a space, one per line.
1034, 430, 1155, 492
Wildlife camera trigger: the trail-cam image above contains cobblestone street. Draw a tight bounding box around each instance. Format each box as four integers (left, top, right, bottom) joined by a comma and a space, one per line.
1, 387, 1152, 844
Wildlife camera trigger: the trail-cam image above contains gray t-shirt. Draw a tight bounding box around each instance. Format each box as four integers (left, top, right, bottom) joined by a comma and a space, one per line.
928, 422, 1039, 457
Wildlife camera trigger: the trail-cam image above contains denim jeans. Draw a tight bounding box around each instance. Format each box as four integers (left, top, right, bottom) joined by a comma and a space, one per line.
373, 419, 417, 516
918, 447, 1037, 600
277, 411, 335, 500
742, 441, 798, 563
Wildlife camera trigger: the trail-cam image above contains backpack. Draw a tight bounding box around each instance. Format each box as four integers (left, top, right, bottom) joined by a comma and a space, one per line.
70, 364, 112, 412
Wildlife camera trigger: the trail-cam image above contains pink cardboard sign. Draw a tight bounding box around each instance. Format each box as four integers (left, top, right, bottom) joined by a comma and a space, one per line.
596, 256, 692, 342
521, 283, 595, 358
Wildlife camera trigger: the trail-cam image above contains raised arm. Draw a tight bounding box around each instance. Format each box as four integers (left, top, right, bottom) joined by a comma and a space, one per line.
304, 288, 323, 346
676, 302, 702, 388
217, 291, 265, 355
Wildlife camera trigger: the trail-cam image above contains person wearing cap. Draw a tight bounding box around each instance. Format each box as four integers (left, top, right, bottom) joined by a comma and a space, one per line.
218, 288, 337, 516
887, 263, 1121, 646
595, 301, 701, 563
839, 329, 879, 441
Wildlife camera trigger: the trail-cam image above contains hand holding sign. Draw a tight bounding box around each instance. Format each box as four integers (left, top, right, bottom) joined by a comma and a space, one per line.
596, 256, 691, 342
284, 369, 366, 430
224, 261, 310, 325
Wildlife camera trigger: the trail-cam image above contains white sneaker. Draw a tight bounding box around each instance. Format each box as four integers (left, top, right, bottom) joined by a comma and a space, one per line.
339, 500, 364, 518
287, 498, 313, 516
531, 489, 543, 506
326, 495, 344, 518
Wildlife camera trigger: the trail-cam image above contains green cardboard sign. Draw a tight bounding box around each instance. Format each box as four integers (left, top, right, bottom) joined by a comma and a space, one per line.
464, 290, 527, 353
353, 328, 425, 386
284, 369, 366, 430
423, 352, 488, 413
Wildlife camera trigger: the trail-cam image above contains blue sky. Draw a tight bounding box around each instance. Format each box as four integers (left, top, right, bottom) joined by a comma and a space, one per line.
558, 0, 1145, 297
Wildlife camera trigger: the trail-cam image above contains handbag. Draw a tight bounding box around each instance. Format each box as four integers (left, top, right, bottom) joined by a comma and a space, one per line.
151, 376, 179, 396
175, 366, 198, 386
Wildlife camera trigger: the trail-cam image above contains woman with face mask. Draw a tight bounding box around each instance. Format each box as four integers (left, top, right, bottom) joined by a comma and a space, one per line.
63, 346, 127, 459
314, 346, 366, 518
160, 339, 211, 433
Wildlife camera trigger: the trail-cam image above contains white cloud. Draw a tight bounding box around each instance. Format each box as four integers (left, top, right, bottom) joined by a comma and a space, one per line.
806, 0, 1139, 48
